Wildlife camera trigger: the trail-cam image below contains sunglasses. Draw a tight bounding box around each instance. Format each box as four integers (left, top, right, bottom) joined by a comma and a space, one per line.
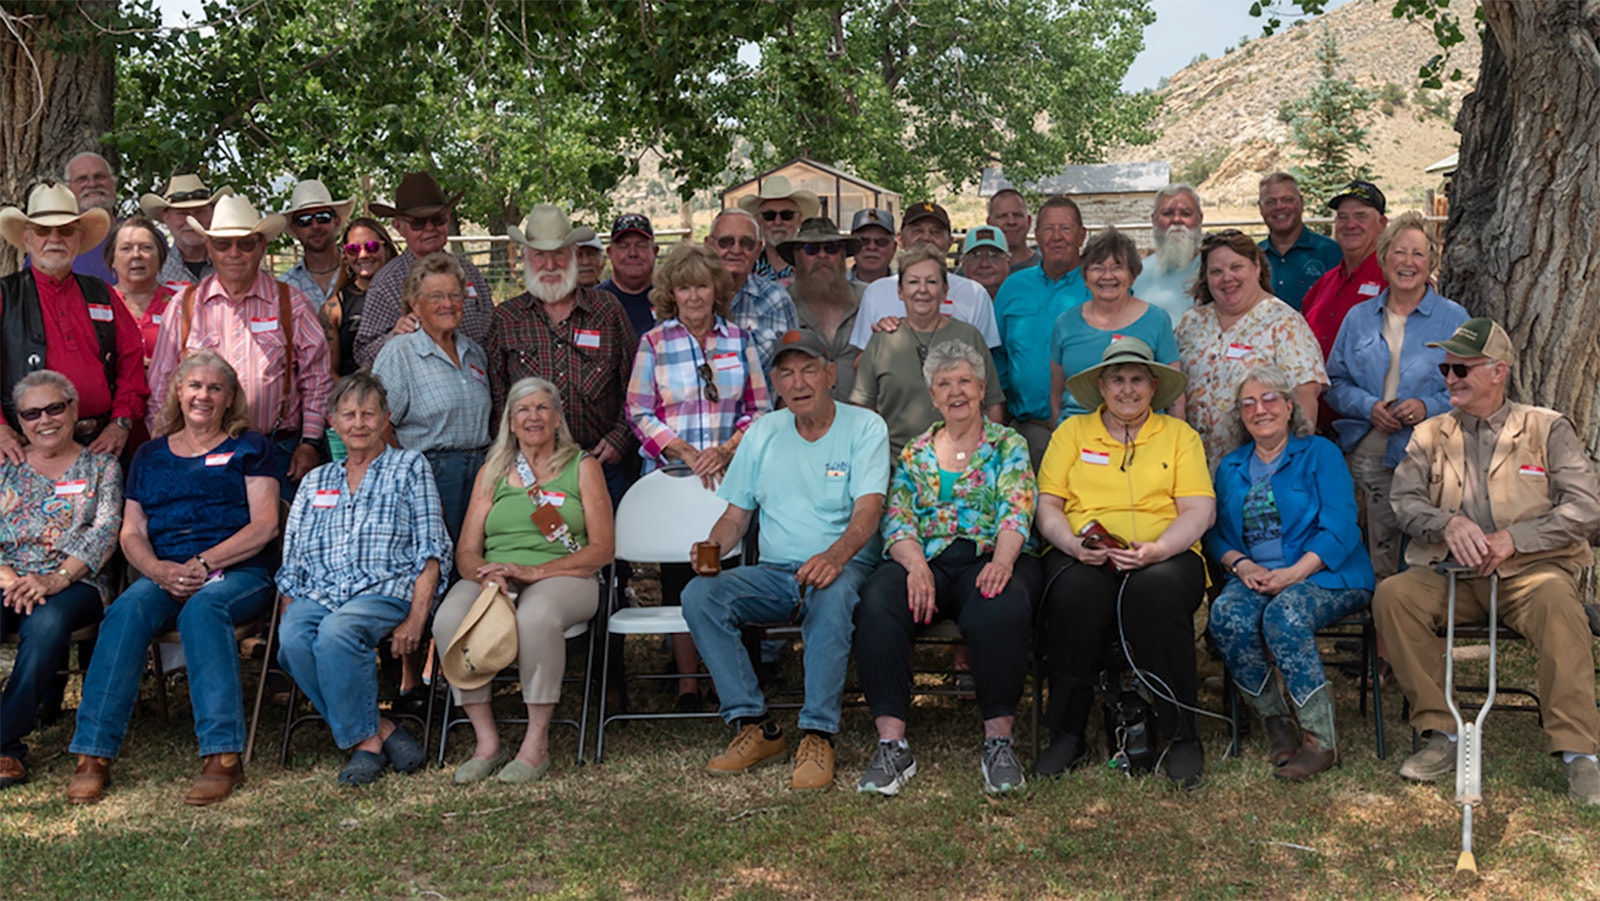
18, 401, 69, 421
800, 242, 843, 257
403, 213, 449, 229
167, 188, 212, 203
1201, 228, 1248, 249
26, 223, 81, 238
857, 235, 894, 249
696, 363, 721, 403
343, 240, 384, 256
1439, 360, 1494, 379
209, 236, 262, 252
760, 209, 798, 222
714, 235, 759, 251
292, 210, 336, 228
1237, 391, 1283, 410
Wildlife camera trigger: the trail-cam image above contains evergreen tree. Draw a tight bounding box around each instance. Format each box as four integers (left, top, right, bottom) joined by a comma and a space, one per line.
1279, 25, 1377, 203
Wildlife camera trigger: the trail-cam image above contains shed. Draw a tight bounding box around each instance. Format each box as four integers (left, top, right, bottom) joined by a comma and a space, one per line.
980, 162, 1171, 232
722, 158, 902, 227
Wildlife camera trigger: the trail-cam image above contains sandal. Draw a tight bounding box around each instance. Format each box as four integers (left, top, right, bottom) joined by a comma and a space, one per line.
337, 750, 389, 786
382, 727, 427, 775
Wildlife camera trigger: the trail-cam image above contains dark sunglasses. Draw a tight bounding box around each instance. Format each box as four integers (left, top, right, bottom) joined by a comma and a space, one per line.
167, 188, 212, 203
801, 242, 843, 257
714, 235, 759, 251
343, 240, 384, 256
696, 363, 721, 403
292, 210, 336, 228
857, 235, 894, 249
26, 223, 80, 238
18, 401, 69, 421
1201, 228, 1248, 248
1439, 360, 1494, 379
403, 213, 449, 229
209, 236, 262, 252
760, 209, 798, 222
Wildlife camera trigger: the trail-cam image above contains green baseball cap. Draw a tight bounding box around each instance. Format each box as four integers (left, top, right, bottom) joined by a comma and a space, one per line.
1426, 317, 1516, 365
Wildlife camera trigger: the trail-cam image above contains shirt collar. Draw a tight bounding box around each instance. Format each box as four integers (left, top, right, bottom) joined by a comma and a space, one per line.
29, 266, 75, 289
199, 269, 275, 305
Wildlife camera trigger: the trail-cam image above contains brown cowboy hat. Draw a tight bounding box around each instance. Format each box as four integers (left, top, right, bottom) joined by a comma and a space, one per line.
368, 171, 465, 219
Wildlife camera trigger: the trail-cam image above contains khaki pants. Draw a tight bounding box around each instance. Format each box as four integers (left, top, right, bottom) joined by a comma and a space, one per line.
432, 576, 599, 705
1346, 443, 1401, 579
1373, 562, 1599, 755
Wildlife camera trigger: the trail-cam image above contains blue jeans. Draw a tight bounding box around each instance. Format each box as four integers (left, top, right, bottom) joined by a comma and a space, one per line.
70, 567, 274, 759
1208, 579, 1372, 706
276, 593, 408, 749
682, 560, 873, 734
1, 583, 104, 759
425, 448, 484, 546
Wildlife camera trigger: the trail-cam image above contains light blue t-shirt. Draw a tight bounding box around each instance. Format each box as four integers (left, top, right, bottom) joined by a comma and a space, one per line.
1132, 255, 1200, 324
717, 404, 891, 566
992, 264, 1091, 422
1051, 303, 1180, 421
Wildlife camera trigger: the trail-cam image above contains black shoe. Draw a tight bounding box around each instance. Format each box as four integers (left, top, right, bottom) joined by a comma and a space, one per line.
390, 689, 428, 718
675, 692, 702, 713
1033, 733, 1088, 778
1166, 739, 1204, 789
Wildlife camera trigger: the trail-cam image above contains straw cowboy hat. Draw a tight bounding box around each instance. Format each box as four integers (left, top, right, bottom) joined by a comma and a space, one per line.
1066, 335, 1189, 414
0, 181, 112, 251
282, 178, 356, 222
777, 217, 862, 265
442, 584, 518, 691
506, 204, 597, 252
185, 194, 287, 242
138, 173, 234, 218
368, 171, 464, 219
737, 174, 820, 220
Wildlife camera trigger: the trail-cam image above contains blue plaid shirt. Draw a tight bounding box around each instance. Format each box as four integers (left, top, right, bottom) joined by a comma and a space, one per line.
730, 274, 798, 372
276, 448, 454, 611
371, 329, 491, 453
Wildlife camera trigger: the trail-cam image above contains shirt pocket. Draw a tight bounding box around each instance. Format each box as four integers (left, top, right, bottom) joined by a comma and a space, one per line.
250, 326, 289, 382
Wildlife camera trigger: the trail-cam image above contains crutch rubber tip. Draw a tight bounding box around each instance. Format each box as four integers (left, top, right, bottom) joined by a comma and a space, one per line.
1454, 851, 1478, 880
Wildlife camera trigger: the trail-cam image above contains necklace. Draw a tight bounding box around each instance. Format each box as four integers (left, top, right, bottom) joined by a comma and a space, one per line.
910, 318, 943, 364
306, 259, 341, 275
943, 425, 983, 461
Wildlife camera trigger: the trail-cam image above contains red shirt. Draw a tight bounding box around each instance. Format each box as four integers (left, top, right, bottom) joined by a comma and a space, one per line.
114, 283, 176, 364
31, 268, 149, 421
1301, 252, 1387, 360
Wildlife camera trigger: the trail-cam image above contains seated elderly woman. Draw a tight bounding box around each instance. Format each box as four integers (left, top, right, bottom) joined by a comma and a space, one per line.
1, 372, 123, 790
433, 376, 613, 784
1035, 337, 1215, 786
1206, 367, 1374, 780
854, 341, 1040, 797
66, 350, 279, 806
273, 372, 452, 785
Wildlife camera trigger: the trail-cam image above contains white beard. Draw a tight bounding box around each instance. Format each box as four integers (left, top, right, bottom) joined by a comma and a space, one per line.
1154, 224, 1200, 270
525, 256, 579, 303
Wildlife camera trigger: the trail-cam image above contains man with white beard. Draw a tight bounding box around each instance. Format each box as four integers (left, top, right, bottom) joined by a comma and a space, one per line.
485, 204, 638, 502
1131, 184, 1204, 324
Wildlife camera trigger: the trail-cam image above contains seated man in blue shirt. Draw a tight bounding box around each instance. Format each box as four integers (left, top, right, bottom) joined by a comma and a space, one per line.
682, 330, 890, 792
1257, 172, 1342, 312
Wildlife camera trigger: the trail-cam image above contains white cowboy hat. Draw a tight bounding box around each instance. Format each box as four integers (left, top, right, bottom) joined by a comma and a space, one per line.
442, 583, 519, 691
737, 174, 821, 220
506, 204, 597, 252
282, 178, 356, 222
138, 173, 235, 218
186, 194, 287, 242
0, 181, 112, 251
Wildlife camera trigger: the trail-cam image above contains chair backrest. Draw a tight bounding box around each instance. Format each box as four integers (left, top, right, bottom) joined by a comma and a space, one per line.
615, 465, 740, 564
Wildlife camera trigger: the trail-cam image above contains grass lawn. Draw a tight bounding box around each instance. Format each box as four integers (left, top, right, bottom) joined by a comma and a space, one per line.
3, 613, 1596, 900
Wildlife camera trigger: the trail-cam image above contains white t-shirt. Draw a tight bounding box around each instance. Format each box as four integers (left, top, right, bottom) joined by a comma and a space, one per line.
848, 272, 1001, 350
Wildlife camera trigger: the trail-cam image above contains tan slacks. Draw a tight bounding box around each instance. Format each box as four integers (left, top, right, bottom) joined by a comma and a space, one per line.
1372, 562, 1599, 754
432, 576, 599, 705
1346, 443, 1401, 579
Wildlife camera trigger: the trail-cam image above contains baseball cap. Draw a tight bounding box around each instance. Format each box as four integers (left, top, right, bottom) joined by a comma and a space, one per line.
773, 329, 831, 363
851, 208, 895, 235
610, 212, 653, 241
901, 201, 951, 230
576, 233, 603, 251
1426, 317, 1516, 365
1327, 180, 1387, 215
962, 225, 1009, 255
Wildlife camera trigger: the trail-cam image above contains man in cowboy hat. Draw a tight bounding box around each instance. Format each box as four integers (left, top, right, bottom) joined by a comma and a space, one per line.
62, 151, 121, 284
140, 173, 234, 289
847, 208, 895, 287
145, 194, 334, 494
278, 178, 356, 303
782, 217, 862, 400
596, 212, 659, 341
739, 175, 820, 288
847, 200, 1001, 353
1, 182, 148, 459
354, 171, 493, 368
701, 208, 796, 374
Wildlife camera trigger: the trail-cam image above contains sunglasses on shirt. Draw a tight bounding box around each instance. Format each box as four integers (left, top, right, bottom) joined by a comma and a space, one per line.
291, 210, 336, 228
18, 401, 69, 421
760, 209, 797, 222
343, 240, 384, 256
696, 363, 721, 403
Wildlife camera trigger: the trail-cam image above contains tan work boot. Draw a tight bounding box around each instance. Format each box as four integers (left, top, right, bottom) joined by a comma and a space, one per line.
1398, 731, 1456, 782
1565, 756, 1600, 806
791, 733, 835, 791
184, 753, 245, 806
66, 755, 111, 804
707, 723, 787, 774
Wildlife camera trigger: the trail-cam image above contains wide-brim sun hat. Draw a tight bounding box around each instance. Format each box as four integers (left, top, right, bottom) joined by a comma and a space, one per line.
507, 204, 598, 251
1066, 335, 1189, 413
441, 583, 518, 691
283, 178, 356, 222
777, 216, 862, 265
737, 174, 821, 220
185, 194, 287, 242
0, 181, 112, 250
138, 173, 235, 218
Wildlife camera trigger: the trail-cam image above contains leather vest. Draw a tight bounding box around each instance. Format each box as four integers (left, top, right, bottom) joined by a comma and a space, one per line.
0, 268, 119, 427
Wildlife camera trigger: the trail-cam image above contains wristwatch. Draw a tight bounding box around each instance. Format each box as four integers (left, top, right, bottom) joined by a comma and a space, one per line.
110, 417, 132, 431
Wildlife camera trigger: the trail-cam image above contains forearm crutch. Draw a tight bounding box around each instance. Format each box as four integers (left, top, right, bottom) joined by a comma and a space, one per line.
1439, 561, 1498, 878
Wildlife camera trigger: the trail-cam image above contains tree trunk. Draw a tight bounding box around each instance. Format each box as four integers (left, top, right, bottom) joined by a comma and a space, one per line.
0, 1, 117, 275
1439, 1, 1600, 459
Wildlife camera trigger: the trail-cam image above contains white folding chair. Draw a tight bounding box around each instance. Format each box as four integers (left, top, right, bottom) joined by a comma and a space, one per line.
594, 465, 740, 762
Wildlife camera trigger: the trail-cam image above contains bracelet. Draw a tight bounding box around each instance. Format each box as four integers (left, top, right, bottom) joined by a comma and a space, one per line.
1228, 556, 1252, 575
195, 554, 211, 572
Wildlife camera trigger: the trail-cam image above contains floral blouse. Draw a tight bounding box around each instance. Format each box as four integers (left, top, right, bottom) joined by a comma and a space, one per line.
0, 451, 124, 602
882, 420, 1037, 559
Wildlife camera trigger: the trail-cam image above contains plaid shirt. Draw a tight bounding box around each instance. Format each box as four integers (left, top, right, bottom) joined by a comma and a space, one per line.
352, 250, 494, 368
275, 447, 453, 611
730, 274, 798, 373
485, 287, 638, 456
627, 317, 769, 470
370, 330, 491, 453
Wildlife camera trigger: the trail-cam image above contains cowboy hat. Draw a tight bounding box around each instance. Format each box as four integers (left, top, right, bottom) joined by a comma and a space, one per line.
0, 181, 112, 251
442, 583, 518, 691
185, 194, 287, 242
282, 178, 356, 222
138, 173, 234, 218
777, 217, 862, 265
1066, 335, 1189, 414
737, 174, 820, 220
368, 171, 464, 219
506, 204, 597, 252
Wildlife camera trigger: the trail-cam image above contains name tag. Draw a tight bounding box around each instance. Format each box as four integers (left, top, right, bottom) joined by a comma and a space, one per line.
88, 303, 115, 322
54, 479, 88, 495
163, 281, 189, 292
1518, 464, 1546, 476
1357, 282, 1383, 297
204, 452, 234, 467
249, 317, 278, 333
540, 490, 567, 507
312, 489, 340, 508
712, 352, 741, 372
467, 364, 487, 384
574, 329, 601, 349
1225, 343, 1253, 360
151, 313, 164, 324
826, 464, 848, 477
465, 285, 478, 298
1081, 449, 1111, 465
941, 298, 956, 313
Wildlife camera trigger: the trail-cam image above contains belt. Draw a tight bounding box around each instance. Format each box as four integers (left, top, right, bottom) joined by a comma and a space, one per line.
74, 415, 109, 437
271, 428, 303, 443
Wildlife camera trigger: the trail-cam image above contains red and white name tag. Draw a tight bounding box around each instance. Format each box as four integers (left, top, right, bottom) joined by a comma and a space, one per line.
1518, 464, 1546, 476
312, 489, 340, 508
163, 281, 189, 292
467, 364, 487, 384
1081, 449, 1111, 466
87, 303, 115, 322
1358, 282, 1383, 297
204, 452, 234, 467
1225, 343, 1253, 360
54, 479, 88, 495
249, 317, 278, 333
151, 313, 164, 325
712, 352, 741, 372
941, 298, 957, 313
465, 285, 478, 298
574, 329, 601, 349
540, 490, 567, 507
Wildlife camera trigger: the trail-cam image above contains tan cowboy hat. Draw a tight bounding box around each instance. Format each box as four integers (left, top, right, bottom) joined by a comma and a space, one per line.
1066, 335, 1189, 414
506, 204, 597, 252
737, 174, 821, 220
0, 181, 112, 251
282, 178, 356, 222
442, 583, 518, 691
367, 171, 464, 219
777, 216, 862, 265
186, 194, 287, 242
138, 173, 235, 218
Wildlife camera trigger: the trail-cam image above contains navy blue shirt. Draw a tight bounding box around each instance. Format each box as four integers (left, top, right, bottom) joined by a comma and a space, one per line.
1260, 228, 1343, 312
599, 278, 657, 345
125, 430, 275, 567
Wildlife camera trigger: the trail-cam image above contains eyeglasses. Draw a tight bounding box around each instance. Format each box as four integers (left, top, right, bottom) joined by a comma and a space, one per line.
18, 401, 69, 421
343, 240, 384, 256
1237, 391, 1283, 410
714, 235, 759, 251
167, 188, 212, 203
800, 242, 843, 257
292, 210, 336, 228
1439, 360, 1494, 379
857, 235, 894, 249
1086, 261, 1127, 276
420, 291, 464, 305
760, 209, 797, 222
26, 223, 80, 238
209, 236, 262, 252
966, 249, 1007, 264
696, 363, 721, 403
403, 213, 448, 229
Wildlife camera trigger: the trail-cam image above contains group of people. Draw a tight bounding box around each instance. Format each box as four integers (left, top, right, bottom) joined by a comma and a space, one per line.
1, 157, 1595, 809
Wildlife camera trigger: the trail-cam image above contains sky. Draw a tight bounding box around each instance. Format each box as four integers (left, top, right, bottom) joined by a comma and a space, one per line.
1123, 0, 1355, 92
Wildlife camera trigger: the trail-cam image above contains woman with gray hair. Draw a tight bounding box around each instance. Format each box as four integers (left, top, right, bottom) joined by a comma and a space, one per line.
853, 340, 1040, 797
1206, 366, 1374, 780
432, 377, 613, 784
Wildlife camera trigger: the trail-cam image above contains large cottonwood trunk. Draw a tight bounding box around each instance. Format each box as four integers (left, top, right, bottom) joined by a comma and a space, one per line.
1439, 1, 1600, 460
0, 1, 117, 274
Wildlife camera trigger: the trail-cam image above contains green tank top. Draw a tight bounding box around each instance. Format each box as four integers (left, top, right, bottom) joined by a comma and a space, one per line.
483, 454, 587, 567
